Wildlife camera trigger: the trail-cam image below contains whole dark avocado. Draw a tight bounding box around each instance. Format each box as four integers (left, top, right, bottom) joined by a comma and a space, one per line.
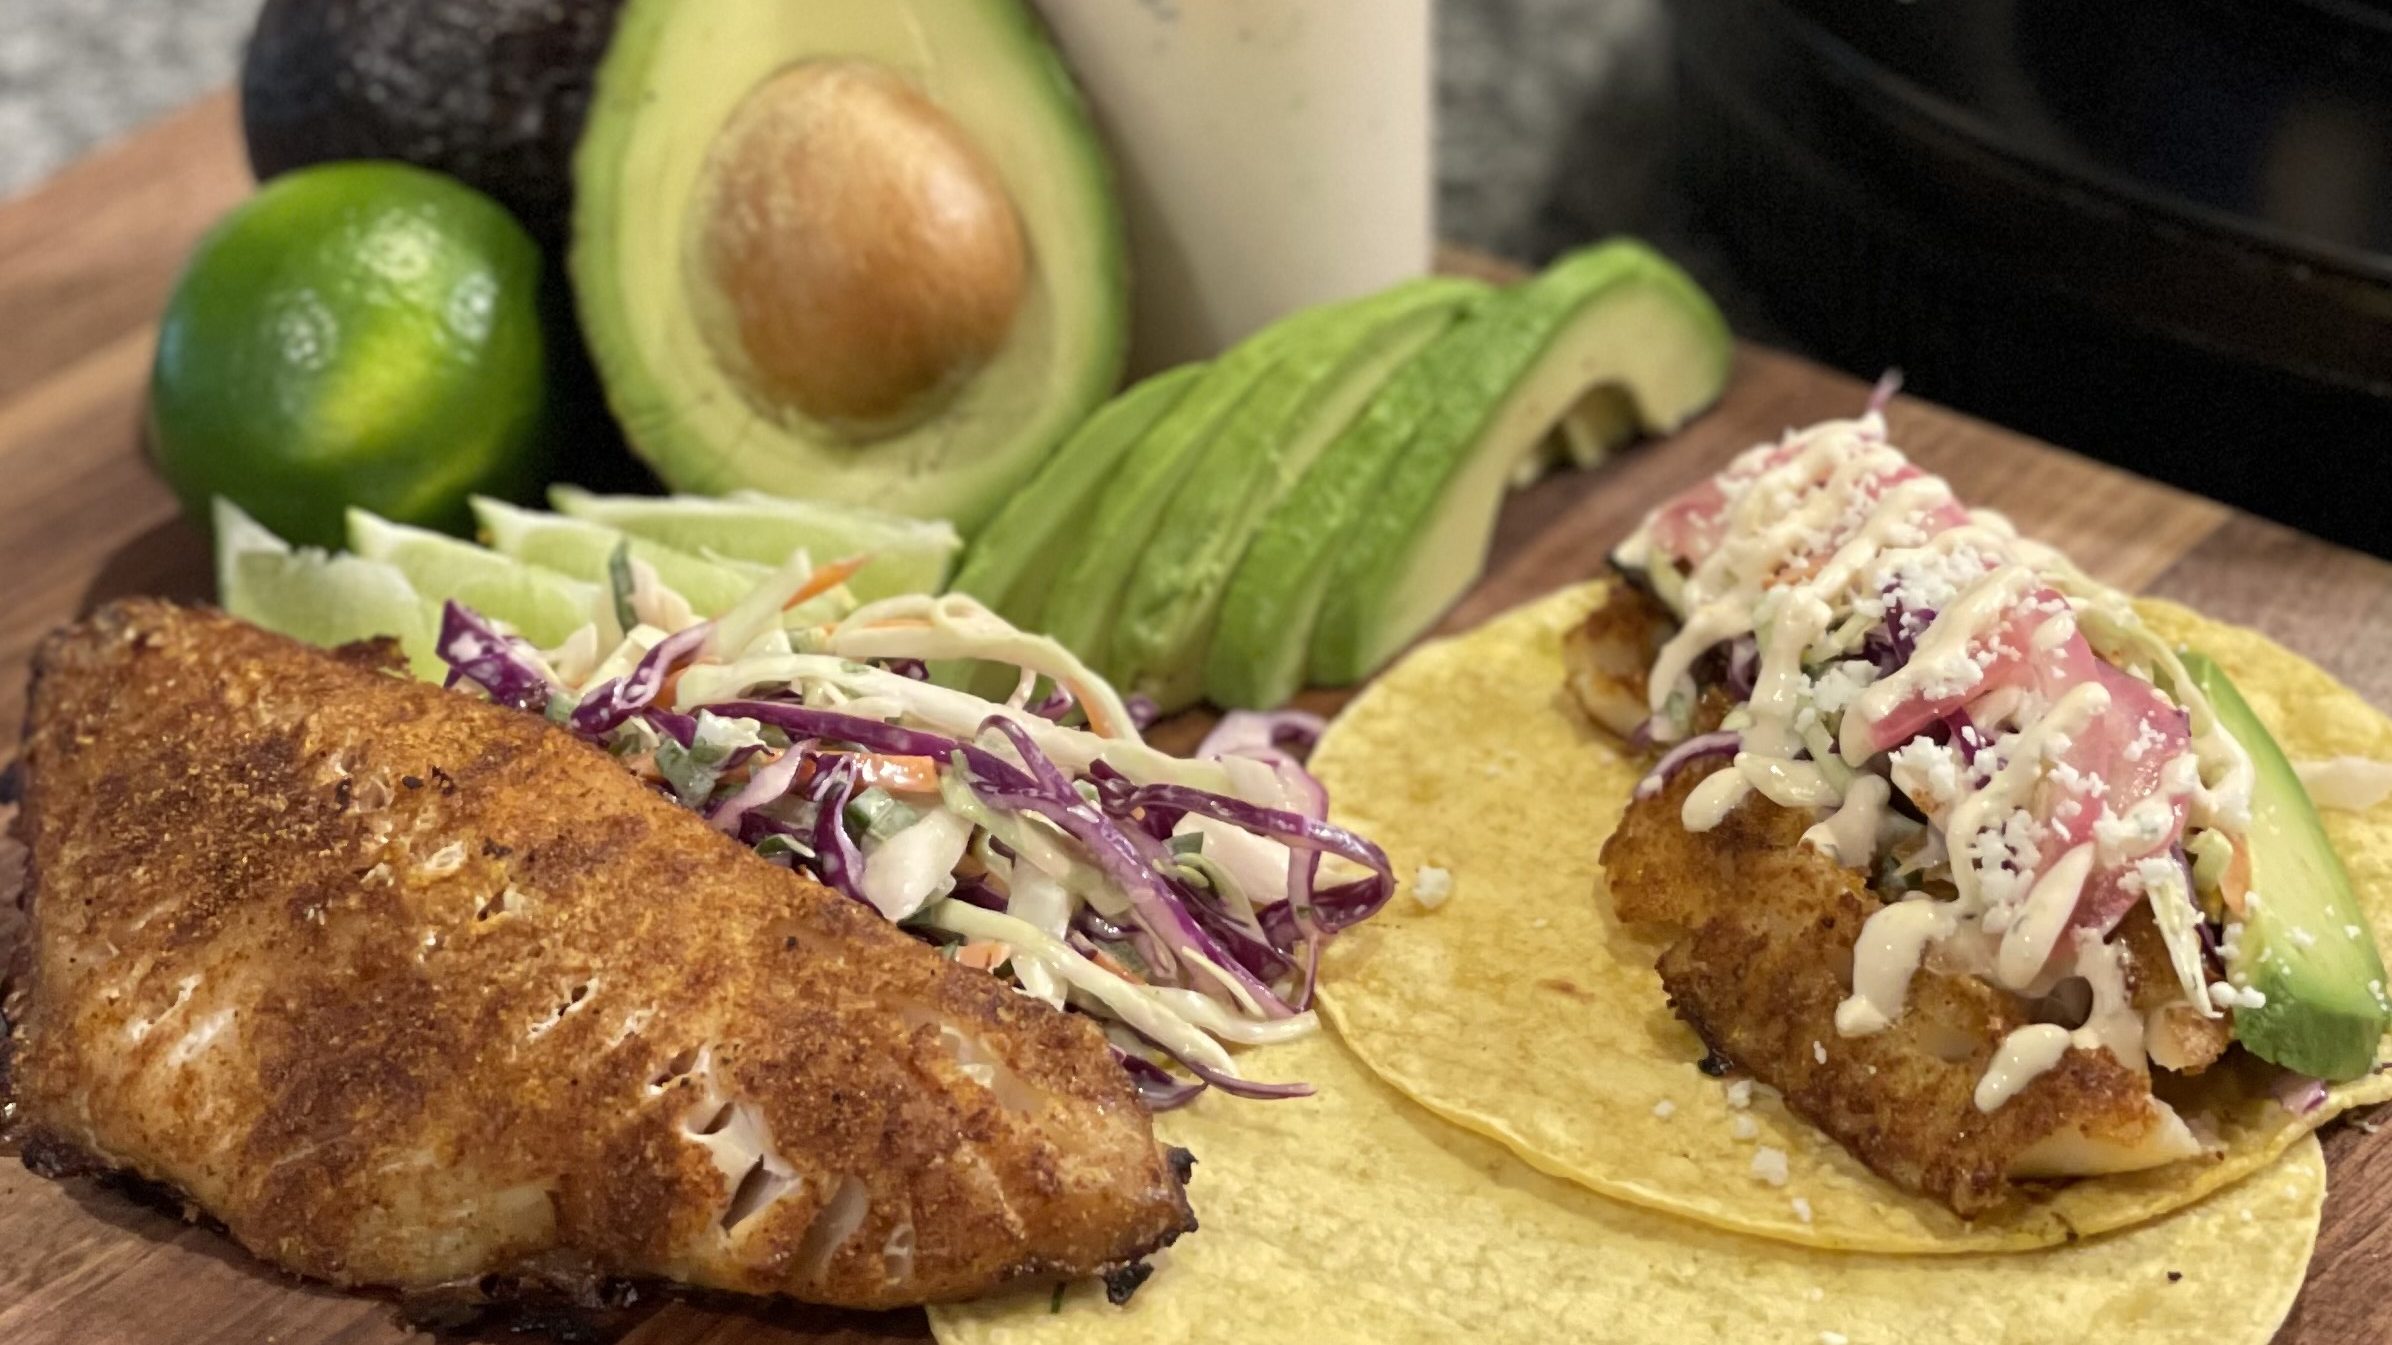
239, 0, 625, 245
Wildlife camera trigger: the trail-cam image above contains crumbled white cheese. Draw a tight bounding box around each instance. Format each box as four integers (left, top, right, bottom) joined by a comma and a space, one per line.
1412, 866, 1453, 909
1812, 1040, 1828, 1065
1792, 1196, 1814, 1224
1652, 1099, 1677, 1120
1732, 1114, 1760, 1141
1821, 1332, 1849, 1345
2208, 980, 2268, 1011
1810, 660, 1879, 716
2347, 925, 2365, 940
2290, 926, 2317, 949
1750, 1146, 1790, 1186
1889, 737, 1963, 811
1726, 1079, 1755, 1109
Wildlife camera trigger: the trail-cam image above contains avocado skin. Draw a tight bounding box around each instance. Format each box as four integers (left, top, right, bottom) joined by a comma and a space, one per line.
2184, 651, 2392, 1081
240, 0, 626, 246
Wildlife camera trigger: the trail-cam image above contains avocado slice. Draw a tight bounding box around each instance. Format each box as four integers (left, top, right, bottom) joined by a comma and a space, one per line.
1305, 242, 1731, 687
2183, 651, 2392, 1081
571, 0, 1126, 534
1206, 242, 1730, 708
948, 364, 1205, 631
1109, 278, 1487, 712
1036, 299, 1377, 682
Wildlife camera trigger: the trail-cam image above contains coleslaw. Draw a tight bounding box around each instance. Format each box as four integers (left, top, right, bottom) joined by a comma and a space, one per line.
433, 545, 1390, 1107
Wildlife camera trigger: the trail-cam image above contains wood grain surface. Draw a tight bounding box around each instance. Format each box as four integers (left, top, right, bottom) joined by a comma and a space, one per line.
3, 94, 2391, 1345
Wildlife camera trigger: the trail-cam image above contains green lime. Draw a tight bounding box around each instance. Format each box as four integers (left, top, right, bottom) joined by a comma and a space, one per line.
347, 509, 603, 649
151, 160, 552, 549
546, 485, 960, 602
214, 498, 445, 678
471, 496, 766, 617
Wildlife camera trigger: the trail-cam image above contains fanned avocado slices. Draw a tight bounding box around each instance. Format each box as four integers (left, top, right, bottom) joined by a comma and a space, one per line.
1205, 242, 1730, 709
948, 364, 1205, 632
1109, 277, 1487, 712
1033, 300, 1380, 681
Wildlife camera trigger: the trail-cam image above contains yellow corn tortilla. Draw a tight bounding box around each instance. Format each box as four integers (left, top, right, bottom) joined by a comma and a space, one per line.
1306, 583, 2392, 1253
932, 1029, 2324, 1345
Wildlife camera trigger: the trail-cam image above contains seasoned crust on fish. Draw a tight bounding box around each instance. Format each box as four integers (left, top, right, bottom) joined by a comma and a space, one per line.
1603, 766, 2199, 1217
3, 600, 1193, 1309
1561, 578, 1671, 738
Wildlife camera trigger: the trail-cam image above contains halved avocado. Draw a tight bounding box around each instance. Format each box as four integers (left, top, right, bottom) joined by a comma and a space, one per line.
570, 0, 1125, 534
1206, 241, 1730, 708
1110, 277, 1487, 712
2184, 651, 2392, 1080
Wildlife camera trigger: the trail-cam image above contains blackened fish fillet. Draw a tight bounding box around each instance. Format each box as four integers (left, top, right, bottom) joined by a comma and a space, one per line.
2, 600, 1193, 1308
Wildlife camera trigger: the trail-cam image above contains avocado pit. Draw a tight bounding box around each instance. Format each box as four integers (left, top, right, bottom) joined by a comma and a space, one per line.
692, 59, 1028, 437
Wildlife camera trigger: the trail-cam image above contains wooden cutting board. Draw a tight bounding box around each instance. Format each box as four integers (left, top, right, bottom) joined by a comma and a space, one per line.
4, 92, 2391, 1345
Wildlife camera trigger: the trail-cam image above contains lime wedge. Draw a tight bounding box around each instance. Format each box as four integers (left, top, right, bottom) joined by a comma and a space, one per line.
471, 497, 768, 617
347, 508, 606, 648
214, 498, 445, 679
548, 486, 959, 602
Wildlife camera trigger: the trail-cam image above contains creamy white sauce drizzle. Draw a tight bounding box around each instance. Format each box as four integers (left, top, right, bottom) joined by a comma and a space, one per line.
1975, 1024, 2072, 1112
1624, 415, 2254, 1111
1835, 897, 1958, 1036
1802, 775, 1890, 869
1997, 842, 2096, 990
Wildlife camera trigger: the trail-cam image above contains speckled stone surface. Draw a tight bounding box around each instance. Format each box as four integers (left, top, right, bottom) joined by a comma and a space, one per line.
0, 0, 257, 195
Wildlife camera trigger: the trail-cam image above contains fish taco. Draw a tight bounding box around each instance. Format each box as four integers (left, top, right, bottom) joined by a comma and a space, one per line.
1310, 412, 2392, 1252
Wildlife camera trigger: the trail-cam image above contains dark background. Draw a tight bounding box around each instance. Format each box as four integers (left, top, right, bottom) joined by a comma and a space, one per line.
9, 0, 2388, 554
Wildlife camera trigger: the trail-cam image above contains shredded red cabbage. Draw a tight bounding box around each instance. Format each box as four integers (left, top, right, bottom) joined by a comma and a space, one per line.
1119, 783, 1393, 935
971, 717, 1299, 1019
807, 755, 866, 904
644, 708, 699, 747
1634, 730, 1741, 800
1723, 636, 1759, 700
709, 740, 809, 835
1112, 1047, 1206, 1110
1133, 1026, 1313, 1100
569, 622, 711, 736
436, 601, 556, 712
2272, 1071, 2328, 1115
1196, 709, 1328, 763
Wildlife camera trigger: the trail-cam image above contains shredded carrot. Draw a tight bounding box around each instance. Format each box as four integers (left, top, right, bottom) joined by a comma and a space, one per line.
1064, 680, 1115, 737
848, 752, 941, 794
785, 554, 869, 610
1086, 946, 1145, 984
953, 940, 1010, 971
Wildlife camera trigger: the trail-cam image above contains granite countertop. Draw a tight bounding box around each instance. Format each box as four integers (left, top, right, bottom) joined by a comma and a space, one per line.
0, 0, 1703, 267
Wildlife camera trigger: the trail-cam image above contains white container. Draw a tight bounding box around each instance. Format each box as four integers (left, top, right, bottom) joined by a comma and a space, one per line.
1030, 0, 1435, 372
